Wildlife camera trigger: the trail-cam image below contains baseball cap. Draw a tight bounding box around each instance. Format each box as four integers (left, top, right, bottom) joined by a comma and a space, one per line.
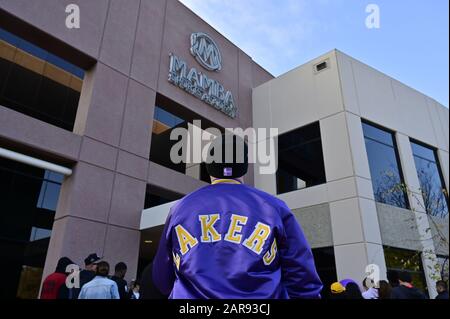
205, 133, 248, 179
331, 282, 346, 294
84, 253, 102, 266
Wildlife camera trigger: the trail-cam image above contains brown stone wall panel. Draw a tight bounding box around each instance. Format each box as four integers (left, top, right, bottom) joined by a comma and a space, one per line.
99, 0, 140, 74
102, 225, 141, 281
116, 150, 149, 181
55, 162, 115, 222
0, 0, 109, 58
238, 51, 254, 128
0, 106, 82, 160
79, 136, 118, 170
119, 80, 155, 158
252, 63, 274, 88
84, 63, 128, 146
108, 173, 146, 229
130, 0, 166, 90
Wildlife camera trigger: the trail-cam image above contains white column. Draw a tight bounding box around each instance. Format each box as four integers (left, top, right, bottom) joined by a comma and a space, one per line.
322, 112, 387, 284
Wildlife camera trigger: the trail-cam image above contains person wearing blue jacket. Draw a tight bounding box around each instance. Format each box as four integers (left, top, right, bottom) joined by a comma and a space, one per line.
152, 133, 322, 299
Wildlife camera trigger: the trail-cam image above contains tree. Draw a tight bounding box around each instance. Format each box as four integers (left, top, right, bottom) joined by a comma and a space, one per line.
374, 168, 449, 283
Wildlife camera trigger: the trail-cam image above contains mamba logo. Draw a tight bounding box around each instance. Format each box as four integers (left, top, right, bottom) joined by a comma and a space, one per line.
190, 32, 222, 72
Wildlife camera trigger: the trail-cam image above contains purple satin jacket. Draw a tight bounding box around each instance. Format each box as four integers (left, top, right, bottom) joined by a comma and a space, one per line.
152, 180, 322, 299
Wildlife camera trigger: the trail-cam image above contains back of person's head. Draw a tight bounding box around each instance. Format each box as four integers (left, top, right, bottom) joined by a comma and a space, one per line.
55, 257, 74, 274
387, 270, 399, 287
96, 261, 110, 277
115, 262, 127, 274
129, 280, 140, 293
436, 280, 448, 292
345, 282, 363, 299
378, 280, 392, 299
205, 133, 248, 179
362, 277, 375, 290
398, 271, 412, 283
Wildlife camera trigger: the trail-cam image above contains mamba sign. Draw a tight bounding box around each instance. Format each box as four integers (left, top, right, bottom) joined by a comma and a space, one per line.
168, 33, 237, 118
190, 32, 222, 72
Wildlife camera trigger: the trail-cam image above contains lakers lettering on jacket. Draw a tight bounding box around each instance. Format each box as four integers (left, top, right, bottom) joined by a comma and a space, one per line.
152, 180, 323, 299
173, 213, 278, 269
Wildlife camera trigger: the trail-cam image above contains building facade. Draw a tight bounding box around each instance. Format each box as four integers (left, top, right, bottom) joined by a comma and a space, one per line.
0, 0, 448, 299
251, 50, 449, 298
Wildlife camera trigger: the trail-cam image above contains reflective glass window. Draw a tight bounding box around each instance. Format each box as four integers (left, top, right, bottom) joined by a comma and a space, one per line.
411, 140, 448, 218
363, 121, 409, 209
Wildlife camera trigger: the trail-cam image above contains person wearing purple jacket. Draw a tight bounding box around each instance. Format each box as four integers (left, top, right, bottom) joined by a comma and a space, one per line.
152, 133, 322, 299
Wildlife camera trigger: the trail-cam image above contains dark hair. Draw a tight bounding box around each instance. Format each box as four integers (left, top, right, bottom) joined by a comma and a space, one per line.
387, 270, 399, 287
55, 257, 74, 274
345, 282, 363, 299
115, 262, 127, 272
436, 280, 448, 291
96, 261, 110, 277
378, 280, 392, 299
130, 280, 140, 289
205, 133, 249, 179
362, 277, 375, 290
398, 271, 412, 283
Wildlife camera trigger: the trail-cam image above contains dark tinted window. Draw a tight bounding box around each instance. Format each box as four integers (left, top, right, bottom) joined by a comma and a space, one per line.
150, 105, 189, 174
362, 121, 409, 209
144, 185, 183, 209
411, 140, 448, 218
0, 28, 84, 131
311, 247, 337, 299
276, 122, 326, 195
0, 157, 63, 298
149, 96, 220, 183
384, 246, 428, 295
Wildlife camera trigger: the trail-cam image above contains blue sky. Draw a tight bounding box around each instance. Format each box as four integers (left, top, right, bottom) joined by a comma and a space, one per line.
179, 0, 449, 107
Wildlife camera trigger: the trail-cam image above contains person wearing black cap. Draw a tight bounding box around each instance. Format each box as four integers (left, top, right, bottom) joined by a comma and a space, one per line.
152, 133, 322, 299
59, 253, 102, 299
80, 253, 102, 286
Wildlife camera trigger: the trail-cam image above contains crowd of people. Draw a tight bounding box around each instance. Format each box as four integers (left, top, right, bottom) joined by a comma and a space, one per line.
329, 271, 449, 300
40, 253, 164, 300
40, 251, 449, 300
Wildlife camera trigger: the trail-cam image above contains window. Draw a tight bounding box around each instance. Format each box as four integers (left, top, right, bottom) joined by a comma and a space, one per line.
384, 246, 428, 295
411, 141, 449, 218
276, 122, 326, 195
362, 121, 409, 209
149, 95, 221, 183
144, 185, 182, 209
150, 105, 187, 174
0, 157, 63, 298
437, 255, 449, 282
0, 28, 84, 131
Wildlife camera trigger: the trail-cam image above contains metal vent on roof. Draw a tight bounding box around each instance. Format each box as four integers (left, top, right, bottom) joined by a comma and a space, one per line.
314, 59, 330, 74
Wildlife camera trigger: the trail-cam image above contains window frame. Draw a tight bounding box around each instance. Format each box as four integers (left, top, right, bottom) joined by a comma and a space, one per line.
410, 138, 449, 217
275, 121, 327, 195
362, 119, 410, 209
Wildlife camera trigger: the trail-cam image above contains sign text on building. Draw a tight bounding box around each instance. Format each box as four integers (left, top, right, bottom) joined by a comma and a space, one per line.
168, 33, 237, 118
